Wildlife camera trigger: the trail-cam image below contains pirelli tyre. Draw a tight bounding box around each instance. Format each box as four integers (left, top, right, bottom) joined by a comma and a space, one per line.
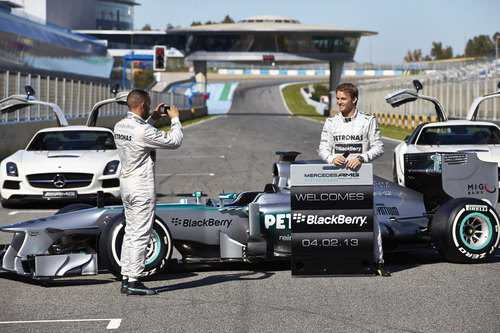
55, 203, 94, 215
98, 213, 173, 278
431, 198, 500, 263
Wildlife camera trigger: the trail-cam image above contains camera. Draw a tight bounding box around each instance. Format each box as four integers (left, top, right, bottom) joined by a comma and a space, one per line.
162, 105, 170, 113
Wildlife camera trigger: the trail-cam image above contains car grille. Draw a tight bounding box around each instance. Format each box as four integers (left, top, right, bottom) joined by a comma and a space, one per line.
27, 173, 93, 189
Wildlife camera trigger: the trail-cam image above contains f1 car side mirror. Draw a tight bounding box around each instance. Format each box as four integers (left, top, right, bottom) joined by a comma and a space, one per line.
25, 85, 35, 98
497, 81, 500, 90
413, 80, 423, 93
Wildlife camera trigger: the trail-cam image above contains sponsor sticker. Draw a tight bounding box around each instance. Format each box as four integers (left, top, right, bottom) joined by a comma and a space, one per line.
171, 217, 232, 228
465, 205, 488, 212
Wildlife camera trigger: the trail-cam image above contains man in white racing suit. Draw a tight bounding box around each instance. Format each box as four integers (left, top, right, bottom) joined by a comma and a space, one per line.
114, 90, 183, 295
318, 83, 390, 276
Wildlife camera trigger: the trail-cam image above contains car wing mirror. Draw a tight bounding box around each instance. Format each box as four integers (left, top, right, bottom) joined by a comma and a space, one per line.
110, 83, 120, 96
412, 80, 423, 93
384, 89, 418, 107
25, 85, 35, 98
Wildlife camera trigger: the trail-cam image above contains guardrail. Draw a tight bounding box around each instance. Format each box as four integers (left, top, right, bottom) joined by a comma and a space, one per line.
0, 70, 205, 124
358, 75, 499, 121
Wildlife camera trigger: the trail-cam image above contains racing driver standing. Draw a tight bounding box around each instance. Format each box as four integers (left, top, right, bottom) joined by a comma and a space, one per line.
114, 90, 183, 295
318, 82, 390, 276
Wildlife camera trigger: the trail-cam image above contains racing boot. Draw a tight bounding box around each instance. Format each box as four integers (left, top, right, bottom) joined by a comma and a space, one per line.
126, 280, 157, 296
120, 278, 128, 294
375, 260, 391, 277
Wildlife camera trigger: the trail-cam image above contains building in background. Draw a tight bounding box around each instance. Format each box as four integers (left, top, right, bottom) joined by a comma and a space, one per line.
8, 0, 138, 30
0, 1, 114, 79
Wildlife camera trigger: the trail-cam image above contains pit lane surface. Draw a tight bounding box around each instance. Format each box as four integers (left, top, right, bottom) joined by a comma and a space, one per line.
0, 78, 498, 332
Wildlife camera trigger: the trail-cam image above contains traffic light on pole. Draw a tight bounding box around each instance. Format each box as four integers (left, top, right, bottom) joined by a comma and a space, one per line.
153, 45, 166, 71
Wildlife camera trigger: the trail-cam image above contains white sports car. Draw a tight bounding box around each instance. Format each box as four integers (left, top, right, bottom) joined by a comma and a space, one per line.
386, 80, 500, 189
0, 86, 128, 207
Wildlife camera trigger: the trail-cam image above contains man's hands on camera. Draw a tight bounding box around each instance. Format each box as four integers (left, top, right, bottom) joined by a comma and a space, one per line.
151, 103, 180, 121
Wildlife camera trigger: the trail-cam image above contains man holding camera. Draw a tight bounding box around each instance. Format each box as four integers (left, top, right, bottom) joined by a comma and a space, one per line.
317, 83, 390, 276
114, 90, 183, 295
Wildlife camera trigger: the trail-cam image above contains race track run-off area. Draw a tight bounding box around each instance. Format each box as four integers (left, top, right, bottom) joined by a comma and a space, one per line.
0, 78, 498, 332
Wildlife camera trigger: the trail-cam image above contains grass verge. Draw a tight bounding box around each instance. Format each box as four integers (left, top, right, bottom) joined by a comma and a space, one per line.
282, 82, 412, 141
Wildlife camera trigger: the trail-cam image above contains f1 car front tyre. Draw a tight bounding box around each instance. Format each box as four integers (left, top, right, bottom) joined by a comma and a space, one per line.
431, 198, 500, 263
98, 213, 173, 278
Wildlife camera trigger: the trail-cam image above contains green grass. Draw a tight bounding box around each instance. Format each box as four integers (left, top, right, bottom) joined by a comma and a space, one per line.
158, 115, 218, 131
282, 83, 326, 122
378, 123, 413, 141
282, 82, 412, 141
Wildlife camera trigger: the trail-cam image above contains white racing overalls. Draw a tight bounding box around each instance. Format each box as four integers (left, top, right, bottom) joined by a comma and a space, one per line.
114, 112, 183, 278
317, 110, 385, 262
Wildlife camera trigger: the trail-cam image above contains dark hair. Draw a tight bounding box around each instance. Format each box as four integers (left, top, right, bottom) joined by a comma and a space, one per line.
126, 90, 150, 109
336, 83, 358, 105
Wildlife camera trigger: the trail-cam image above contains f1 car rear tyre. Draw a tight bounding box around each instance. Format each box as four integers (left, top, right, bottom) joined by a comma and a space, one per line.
431, 198, 500, 263
98, 213, 173, 278
55, 203, 94, 215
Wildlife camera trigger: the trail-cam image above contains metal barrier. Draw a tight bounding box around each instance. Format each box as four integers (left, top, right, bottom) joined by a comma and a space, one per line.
358, 74, 499, 123
0, 70, 205, 124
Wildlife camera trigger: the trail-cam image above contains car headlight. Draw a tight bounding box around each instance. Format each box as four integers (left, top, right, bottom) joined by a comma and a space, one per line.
6, 162, 18, 177
103, 160, 119, 175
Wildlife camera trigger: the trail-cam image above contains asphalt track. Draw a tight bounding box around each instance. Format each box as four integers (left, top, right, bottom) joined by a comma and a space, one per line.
0, 78, 498, 332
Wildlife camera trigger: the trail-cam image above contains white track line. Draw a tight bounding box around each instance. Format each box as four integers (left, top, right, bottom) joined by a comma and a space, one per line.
0, 318, 122, 329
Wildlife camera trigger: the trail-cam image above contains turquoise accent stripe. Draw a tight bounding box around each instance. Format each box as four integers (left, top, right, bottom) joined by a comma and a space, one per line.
297, 70, 306, 75
375, 70, 383, 75
279, 70, 287, 75
261, 69, 269, 74
243, 69, 251, 74
459, 212, 492, 250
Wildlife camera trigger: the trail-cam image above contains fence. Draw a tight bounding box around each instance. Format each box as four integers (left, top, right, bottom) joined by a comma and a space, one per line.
0, 70, 205, 124
358, 74, 499, 124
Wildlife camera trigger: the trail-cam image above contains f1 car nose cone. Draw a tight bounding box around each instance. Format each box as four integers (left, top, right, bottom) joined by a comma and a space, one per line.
53, 174, 66, 188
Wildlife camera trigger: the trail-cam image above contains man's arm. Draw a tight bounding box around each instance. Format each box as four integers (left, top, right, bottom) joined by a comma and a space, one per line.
317, 119, 336, 164
143, 105, 183, 149
362, 117, 384, 162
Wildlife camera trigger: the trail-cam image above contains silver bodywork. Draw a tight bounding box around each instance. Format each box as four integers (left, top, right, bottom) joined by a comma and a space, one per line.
0, 152, 497, 278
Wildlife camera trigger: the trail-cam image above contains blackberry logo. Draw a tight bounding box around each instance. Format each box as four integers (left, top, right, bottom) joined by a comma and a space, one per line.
292, 213, 306, 223
170, 217, 232, 228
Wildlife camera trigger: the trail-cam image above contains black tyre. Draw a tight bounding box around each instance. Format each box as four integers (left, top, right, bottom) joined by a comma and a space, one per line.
98, 213, 173, 278
55, 203, 94, 215
431, 198, 500, 263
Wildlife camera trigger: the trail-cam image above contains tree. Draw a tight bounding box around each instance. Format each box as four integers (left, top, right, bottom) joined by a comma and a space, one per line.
190, 21, 202, 26
430, 41, 453, 60
141, 24, 152, 31
205, 20, 214, 25
404, 49, 423, 62
166, 23, 174, 30
465, 34, 496, 58
221, 15, 234, 24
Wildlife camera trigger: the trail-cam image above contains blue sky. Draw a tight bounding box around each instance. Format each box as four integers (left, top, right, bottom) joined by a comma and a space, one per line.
134, 0, 499, 65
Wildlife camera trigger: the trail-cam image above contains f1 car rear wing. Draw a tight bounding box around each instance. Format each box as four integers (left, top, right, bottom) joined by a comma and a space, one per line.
86, 84, 129, 127
465, 81, 500, 121
384, 80, 447, 122
0, 86, 68, 127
